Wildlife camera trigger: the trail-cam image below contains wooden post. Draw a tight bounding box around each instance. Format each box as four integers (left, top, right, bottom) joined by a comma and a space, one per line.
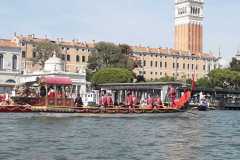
63, 86, 66, 107
70, 85, 73, 108
45, 85, 48, 107
54, 85, 57, 107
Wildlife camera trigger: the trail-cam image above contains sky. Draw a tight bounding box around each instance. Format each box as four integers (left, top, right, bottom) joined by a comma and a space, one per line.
0, 0, 240, 65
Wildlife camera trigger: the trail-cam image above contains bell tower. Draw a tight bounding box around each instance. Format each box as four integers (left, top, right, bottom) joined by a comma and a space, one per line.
174, 0, 204, 54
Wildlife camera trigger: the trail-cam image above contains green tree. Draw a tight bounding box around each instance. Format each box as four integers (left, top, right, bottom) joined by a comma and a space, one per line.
152, 76, 176, 82
91, 68, 134, 85
230, 57, 240, 71
33, 41, 62, 68
88, 42, 133, 70
196, 77, 211, 88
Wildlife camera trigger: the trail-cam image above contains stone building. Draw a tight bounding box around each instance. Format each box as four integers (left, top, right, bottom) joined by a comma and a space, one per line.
20, 54, 87, 101
0, 39, 21, 93
130, 46, 218, 81
13, 34, 95, 74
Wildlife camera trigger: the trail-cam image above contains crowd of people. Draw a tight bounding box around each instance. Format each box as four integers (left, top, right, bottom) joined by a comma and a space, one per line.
98, 91, 164, 109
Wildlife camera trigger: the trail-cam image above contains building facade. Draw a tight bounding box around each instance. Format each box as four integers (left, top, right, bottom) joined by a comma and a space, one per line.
0, 39, 21, 93
20, 54, 87, 102
130, 47, 218, 81
13, 34, 95, 74
174, 0, 204, 53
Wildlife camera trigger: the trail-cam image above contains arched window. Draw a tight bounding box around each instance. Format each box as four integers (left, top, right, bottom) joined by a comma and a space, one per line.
0, 54, 3, 70
67, 55, 71, 61
6, 79, 16, 83
12, 55, 17, 70
76, 55, 80, 62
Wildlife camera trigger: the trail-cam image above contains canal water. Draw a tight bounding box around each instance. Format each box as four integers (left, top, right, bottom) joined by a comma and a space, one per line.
0, 111, 239, 160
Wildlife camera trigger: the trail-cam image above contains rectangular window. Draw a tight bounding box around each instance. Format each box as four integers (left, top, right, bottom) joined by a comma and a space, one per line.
155, 61, 158, 67
22, 51, 26, 58
173, 63, 175, 68
33, 52, 36, 58
143, 60, 146, 67
150, 61, 153, 67
82, 56, 86, 62
177, 63, 179, 69
160, 62, 162, 68
165, 62, 167, 68
192, 64, 194, 70
196, 65, 198, 70
203, 65, 206, 70
187, 64, 190, 70
183, 63, 185, 69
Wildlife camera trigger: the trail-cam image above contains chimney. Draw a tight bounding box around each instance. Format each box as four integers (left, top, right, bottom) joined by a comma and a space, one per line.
14, 32, 17, 37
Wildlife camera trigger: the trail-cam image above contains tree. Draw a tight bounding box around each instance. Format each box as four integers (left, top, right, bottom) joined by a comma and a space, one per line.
32, 41, 62, 68
230, 57, 240, 71
196, 77, 211, 88
152, 76, 176, 82
91, 68, 134, 85
87, 42, 134, 71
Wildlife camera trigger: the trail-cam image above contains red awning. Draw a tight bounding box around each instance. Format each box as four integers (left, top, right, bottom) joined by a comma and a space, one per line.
40, 77, 72, 85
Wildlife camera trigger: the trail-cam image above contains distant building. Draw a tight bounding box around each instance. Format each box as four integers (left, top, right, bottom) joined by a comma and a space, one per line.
13, 34, 95, 74
234, 50, 240, 61
0, 39, 21, 93
131, 0, 219, 81
130, 47, 218, 81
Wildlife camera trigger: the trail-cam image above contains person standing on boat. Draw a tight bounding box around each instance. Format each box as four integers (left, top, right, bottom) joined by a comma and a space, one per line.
126, 91, 133, 109
75, 94, 83, 107
132, 94, 138, 108
146, 95, 154, 109
107, 93, 113, 107
154, 97, 163, 109
168, 85, 176, 107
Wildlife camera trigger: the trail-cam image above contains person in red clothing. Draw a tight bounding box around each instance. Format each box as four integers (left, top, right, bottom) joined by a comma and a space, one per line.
132, 94, 138, 107
146, 95, 154, 109
126, 91, 133, 109
155, 97, 163, 109
107, 93, 113, 107
48, 88, 55, 98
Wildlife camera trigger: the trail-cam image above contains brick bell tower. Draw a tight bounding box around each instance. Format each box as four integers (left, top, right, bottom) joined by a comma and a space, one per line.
174, 0, 204, 54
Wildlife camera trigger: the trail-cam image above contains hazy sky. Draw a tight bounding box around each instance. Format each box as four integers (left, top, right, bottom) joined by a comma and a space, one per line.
1, 0, 239, 64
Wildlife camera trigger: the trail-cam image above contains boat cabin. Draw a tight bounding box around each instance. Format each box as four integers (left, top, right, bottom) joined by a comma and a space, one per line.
13, 76, 74, 107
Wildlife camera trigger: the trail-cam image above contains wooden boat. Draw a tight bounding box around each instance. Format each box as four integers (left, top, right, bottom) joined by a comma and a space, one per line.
0, 105, 32, 112
1, 76, 192, 114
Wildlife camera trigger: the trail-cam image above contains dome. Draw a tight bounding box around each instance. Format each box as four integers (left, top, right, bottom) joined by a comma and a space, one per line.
44, 54, 64, 72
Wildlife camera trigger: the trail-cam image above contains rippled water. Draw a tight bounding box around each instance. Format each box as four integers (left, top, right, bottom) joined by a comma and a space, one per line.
0, 111, 240, 160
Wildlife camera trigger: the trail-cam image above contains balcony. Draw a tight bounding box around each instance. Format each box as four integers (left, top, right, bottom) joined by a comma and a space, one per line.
0, 68, 20, 74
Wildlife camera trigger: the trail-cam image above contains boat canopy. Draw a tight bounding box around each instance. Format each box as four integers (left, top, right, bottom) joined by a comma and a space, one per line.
40, 76, 72, 85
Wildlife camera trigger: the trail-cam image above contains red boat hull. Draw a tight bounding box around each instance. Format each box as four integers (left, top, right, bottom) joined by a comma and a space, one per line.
0, 105, 32, 112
